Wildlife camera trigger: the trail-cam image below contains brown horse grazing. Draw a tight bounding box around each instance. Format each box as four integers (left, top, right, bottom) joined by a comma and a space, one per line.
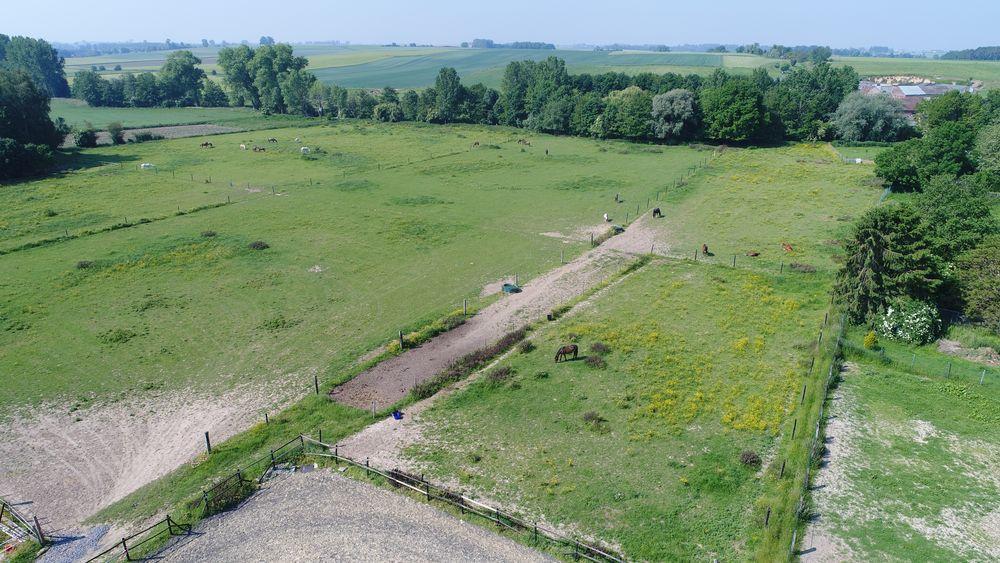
702, 243, 710, 256
652, 207, 662, 218
554, 344, 579, 363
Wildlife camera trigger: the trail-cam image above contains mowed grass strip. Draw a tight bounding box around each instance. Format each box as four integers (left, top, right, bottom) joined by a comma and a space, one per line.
405, 260, 831, 561
0, 123, 707, 408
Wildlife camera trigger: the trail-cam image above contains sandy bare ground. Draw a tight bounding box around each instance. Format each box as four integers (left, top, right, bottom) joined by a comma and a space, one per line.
60, 124, 243, 148
800, 363, 858, 562
0, 381, 299, 544
330, 213, 666, 412
157, 469, 552, 562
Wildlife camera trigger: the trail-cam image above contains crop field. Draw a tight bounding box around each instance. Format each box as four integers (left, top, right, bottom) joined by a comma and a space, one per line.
0, 122, 708, 409
812, 328, 1000, 561
404, 260, 831, 560
831, 56, 1000, 89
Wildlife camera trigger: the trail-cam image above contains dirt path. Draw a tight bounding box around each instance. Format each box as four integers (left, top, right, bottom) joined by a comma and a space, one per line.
330, 214, 665, 411
800, 363, 858, 562
157, 469, 552, 562
60, 124, 244, 148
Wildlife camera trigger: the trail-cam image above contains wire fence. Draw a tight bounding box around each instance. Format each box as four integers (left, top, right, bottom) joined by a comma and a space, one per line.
85, 436, 305, 562
299, 436, 624, 563
786, 312, 847, 560
840, 337, 998, 387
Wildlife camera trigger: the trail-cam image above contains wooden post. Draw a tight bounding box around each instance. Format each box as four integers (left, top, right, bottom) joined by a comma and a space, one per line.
205, 431, 212, 454
590, 232, 594, 246
732, 254, 737, 267
791, 418, 797, 438
0, 501, 5, 523
946, 362, 952, 377
514, 273, 518, 285
399, 330, 404, 349
463, 298, 468, 315
264, 412, 269, 424
371, 400, 376, 419
314, 374, 319, 394
122, 538, 131, 561
227, 195, 231, 203
319, 429, 323, 443
365, 457, 370, 477
425, 482, 430, 501
560, 249, 564, 264
764, 507, 771, 527
33, 515, 44, 543
166, 515, 174, 536
625, 211, 629, 223
779, 459, 786, 478
800, 383, 807, 404
694, 248, 698, 261
780, 261, 784, 273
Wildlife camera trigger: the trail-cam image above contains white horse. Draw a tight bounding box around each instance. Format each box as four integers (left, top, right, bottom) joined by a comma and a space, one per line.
240, 144, 247, 150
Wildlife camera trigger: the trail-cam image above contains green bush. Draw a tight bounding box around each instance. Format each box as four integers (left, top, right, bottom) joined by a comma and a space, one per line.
74, 126, 99, 148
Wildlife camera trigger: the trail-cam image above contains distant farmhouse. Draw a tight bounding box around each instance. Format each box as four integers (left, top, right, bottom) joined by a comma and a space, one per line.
859, 76, 976, 113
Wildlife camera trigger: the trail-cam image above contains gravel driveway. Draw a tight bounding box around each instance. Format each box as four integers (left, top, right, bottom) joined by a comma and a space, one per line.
159, 468, 552, 562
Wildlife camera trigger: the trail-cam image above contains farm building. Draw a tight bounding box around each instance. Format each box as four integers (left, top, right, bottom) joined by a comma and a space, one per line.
859, 78, 975, 113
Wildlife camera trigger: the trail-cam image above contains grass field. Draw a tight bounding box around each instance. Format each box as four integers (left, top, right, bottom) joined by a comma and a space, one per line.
831, 144, 892, 161
648, 143, 881, 273
0, 122, 710, 409
48, 98, 324, 130
817, 328, 1000, 561
405, 260, 831, 560
391, 143, 880, 560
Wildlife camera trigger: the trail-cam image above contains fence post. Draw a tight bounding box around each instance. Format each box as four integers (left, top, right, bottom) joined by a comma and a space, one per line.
166, 515, 174, 536
122, 538, 131, 561
314, 374, 319, 394
365, 457, 370, 477
464, 298, 468, 315
399, 330, 404, 350
425, 482, 431, 501
764, 506, 771, 527
981, 369, 987, 385
779, 459, 786, 478
791, 418, 797, 438
800, 383, 807, 405
780, 261, 784, 274
946, 362, 952, 378
33, 515, 44, 544
732, 254, 737, 267
205, 431, 212, 454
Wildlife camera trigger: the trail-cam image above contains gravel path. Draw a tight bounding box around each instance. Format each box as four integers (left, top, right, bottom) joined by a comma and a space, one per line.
330, 213, 666, 411
159, 469, 552, 562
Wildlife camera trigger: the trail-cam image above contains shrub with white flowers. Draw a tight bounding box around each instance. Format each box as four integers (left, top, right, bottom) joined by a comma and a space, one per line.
876, 298, 940, 344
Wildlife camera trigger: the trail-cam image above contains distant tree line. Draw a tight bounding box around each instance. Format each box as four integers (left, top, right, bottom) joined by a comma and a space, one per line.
462, 39, 555, 50
592, 44, 670, 52
941, 46, 1000, 61
302, 57, 859, 145
52, 39, 193, 58
71, 51, 225, 108
837, 90, 1000, 336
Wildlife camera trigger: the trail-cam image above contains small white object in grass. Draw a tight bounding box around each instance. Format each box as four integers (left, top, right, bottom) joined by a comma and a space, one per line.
308, 265, 324, 273
300, 146, 311, 154
140, 163, 155, 169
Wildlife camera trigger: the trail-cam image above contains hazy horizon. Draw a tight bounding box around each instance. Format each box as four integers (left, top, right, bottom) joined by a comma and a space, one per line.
5, 0, 998, 53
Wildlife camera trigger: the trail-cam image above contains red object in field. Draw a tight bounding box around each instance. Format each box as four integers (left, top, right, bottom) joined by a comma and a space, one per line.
781, 242, 794, 252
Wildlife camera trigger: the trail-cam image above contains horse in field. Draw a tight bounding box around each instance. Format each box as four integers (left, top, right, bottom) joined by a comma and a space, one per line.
554, 344, 578, 363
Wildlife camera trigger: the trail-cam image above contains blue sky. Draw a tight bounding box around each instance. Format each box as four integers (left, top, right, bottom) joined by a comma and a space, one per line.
6, 0, 997, 51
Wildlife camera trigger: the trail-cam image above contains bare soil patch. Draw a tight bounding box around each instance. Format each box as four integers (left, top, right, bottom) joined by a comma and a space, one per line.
61, 124, 243, 148
0, 380, 299, 537
156, 469, 551, 562
937, 339, 1000, 367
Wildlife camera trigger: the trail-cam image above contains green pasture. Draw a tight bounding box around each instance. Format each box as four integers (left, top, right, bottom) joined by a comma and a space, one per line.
49, 97, 294, 129
0, 122, 708, 408
406, 260, 833, 560
819, 351, 999, 561
645, 143, 881, 272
